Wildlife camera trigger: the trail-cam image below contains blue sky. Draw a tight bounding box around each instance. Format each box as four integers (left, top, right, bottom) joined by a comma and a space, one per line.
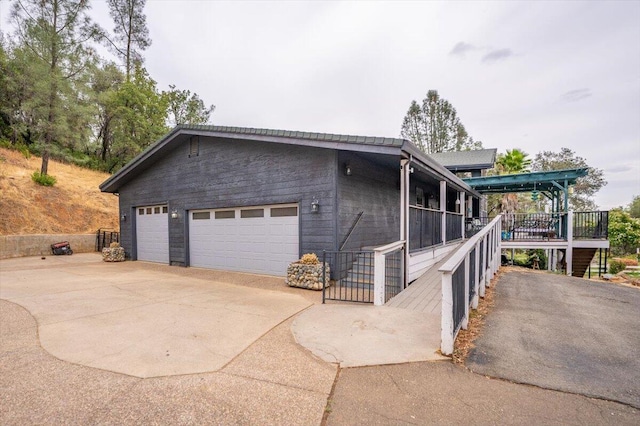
1, 1, 638, 209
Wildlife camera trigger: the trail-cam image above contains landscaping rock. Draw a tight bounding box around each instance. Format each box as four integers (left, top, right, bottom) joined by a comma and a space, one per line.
102, 247, 125, 262
286, 262, 330, 290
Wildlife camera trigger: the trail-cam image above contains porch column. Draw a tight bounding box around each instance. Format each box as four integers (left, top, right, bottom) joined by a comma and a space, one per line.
400, 159, 410, 288
440, 181, 447, 245
459, 192, 465, 239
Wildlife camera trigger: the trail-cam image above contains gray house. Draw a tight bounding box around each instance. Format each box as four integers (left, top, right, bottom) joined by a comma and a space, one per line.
100, 125, 482, 282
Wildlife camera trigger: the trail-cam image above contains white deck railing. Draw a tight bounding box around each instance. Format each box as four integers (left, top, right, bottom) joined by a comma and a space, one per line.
373, 240, 405, 306
439, 216, 502, 355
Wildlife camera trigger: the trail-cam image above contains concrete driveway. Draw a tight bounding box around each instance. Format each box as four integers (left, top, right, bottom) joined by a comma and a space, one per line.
0, 254, 317, 378
466, 270, 640, 409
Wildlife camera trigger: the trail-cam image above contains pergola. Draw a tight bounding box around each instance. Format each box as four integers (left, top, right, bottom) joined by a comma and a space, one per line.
463, 168, 587, 213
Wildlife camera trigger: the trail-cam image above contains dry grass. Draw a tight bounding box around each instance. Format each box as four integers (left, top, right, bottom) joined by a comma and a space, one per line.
0, 147, 118, 235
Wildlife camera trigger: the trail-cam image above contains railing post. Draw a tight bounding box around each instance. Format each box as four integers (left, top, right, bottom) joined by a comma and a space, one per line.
373, 249, 386, 306
462, 253, 470, 330
441, 271, 454, 355
484, 233, 490, 287
473, 240, 481, 305
322, 250, 326, 304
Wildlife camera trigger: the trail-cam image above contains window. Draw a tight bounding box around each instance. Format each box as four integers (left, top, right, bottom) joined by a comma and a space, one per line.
192, 212, 211, 220
154, 207, 160, 214
271, 206, 298, 217
162, 206, 168, 213
139, 208, 145, 215
146, 208, 152, 214
241, 208, 264, 218
189, 136, 199, 157
215, 210, 235, 219
416, 187, 424, 207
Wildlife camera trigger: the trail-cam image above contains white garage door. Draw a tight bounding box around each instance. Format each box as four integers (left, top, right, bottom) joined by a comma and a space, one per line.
189, 204, 299, 276
136, 205, 169, 263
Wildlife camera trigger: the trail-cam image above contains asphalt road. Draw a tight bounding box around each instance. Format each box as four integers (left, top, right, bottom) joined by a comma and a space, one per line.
466, 270, 640, 408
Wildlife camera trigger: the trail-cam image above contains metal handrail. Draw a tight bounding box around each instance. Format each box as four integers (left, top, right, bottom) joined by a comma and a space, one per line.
339, 211, 364, 251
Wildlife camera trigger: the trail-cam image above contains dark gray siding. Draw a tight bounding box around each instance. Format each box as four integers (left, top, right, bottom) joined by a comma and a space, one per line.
336, 152, 400, 250
118, 136, 337, 265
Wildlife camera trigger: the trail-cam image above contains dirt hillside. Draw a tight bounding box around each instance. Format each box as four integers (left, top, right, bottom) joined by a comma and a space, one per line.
0, 147, 119, 235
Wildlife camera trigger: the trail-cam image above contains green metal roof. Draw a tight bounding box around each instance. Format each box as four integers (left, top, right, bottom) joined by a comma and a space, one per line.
463, 168, 588, 193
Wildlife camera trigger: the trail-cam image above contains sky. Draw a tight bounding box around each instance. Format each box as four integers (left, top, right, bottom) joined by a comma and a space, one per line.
1, 0, 639, 210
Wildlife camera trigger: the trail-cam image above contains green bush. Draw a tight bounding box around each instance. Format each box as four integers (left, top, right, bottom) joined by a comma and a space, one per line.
609, 260, 626, 275
31, 171, 57, 187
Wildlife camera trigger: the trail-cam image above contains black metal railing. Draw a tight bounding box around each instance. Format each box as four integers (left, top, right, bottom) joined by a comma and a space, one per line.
384, 247, 404, 303
322, 250, 374, 304
465, 216, 489, 238
452, 266, 466, 334
468, 248, 476, 303
339, 211, 365, 251
409, 206, 442, 252
96, 228, 120, 251
479, 239, 484, 283
573, 211, 608, 239
446, 212, 463, 242
500, 213, 567, 241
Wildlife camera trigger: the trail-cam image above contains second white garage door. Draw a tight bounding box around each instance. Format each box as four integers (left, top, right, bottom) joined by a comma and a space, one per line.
189, 204, 299, 276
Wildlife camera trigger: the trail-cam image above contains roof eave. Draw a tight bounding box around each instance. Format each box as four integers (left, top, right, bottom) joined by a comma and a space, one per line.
402, 142, 482, 198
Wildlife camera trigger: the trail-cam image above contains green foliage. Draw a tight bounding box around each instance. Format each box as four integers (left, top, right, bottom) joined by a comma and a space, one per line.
495, 149, 531, 174
106, 0, 151, 80
9, 0, 101, 176
608, 260, 626, 275
31, 171, 56, 187
165, 84, 215, 126
400, 90, 482, 154
532, 148, 606, 211
608, 208, 640, 255
628, 195, 640, 218
510, 249, 547, 270
1, 1, 216, 177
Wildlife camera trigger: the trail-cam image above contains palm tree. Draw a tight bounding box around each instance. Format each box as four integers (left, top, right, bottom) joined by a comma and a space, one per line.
495, 149, 531, 174
495, 149, 531, 214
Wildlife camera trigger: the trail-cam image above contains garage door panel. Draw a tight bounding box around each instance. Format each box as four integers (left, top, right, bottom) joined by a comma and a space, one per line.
189, 204, 299, 276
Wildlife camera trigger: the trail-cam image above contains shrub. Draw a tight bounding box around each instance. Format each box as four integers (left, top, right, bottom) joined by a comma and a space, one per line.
609, 260, 626, 275
109, 242, 121, 248
613, 257, 638, 267
31, 171, 56, 187
299, 253, 319, 265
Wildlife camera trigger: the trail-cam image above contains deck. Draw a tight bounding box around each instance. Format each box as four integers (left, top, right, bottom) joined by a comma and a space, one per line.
385, 250, 458, 314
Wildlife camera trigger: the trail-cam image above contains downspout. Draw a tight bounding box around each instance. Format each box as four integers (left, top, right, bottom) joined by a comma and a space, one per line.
400, 155, 411, 288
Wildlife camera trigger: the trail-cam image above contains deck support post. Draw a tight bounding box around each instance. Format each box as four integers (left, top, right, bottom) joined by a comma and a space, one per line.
566, 211, 574, 276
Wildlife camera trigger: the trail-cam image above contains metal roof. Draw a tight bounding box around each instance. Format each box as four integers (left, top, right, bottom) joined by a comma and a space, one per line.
463, 168, 588, 193
428, 149, 497, 171
176, 124, 405, 147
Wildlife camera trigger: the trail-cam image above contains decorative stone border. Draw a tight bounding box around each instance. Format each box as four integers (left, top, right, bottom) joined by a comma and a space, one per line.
286, 262, 330, 290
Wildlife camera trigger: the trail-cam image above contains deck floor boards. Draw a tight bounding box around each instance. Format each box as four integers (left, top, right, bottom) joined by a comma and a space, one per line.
386, 247, 460, 314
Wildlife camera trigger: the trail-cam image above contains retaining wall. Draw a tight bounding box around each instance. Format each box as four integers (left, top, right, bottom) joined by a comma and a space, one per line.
0, 234, 96, 259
